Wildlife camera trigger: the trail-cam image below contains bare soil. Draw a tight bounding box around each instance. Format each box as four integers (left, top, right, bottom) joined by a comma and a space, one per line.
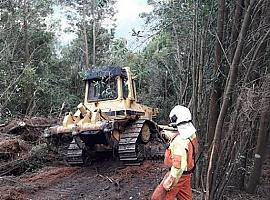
21, 160, 168, 200
0, 117, 268, 200
0, 159, 171, 200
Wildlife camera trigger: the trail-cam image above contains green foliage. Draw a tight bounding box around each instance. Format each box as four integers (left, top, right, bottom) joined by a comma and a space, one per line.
105, 38, 130, 66
0, 0, 80, 122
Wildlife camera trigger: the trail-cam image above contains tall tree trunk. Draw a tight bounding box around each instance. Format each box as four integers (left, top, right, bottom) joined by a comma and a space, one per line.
23, 0, 32, 115
206, 0, 225, 144
91, 0, 96, 66
197, 29, 204, 117
246, 74, 270, 193
191, 0, 200, 188
83, 0, 89, 69
227, 0, 245, 189
205, 0, 256, 199
205, 0, 225, 192
230, 0, 244, 63
191, 0, 199, 128
172, 23, 183, 104
23, 0, 29, 63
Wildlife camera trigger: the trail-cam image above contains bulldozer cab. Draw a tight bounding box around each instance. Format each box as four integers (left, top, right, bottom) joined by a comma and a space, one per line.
78, 66, 158, 121
84, 66, 136, 104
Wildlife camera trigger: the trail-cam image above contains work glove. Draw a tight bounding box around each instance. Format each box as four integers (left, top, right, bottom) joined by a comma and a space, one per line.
161, 130, 171, 143
162, 174, 176, 191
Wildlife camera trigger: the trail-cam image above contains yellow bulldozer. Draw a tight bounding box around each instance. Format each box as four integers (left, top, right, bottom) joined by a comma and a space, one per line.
44, 66, 165, 165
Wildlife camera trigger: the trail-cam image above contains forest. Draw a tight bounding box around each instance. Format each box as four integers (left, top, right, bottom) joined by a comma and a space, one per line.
0, 0, 269, 199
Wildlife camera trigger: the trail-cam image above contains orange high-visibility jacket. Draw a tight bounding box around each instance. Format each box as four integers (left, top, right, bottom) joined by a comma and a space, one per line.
164, 133, 198, 182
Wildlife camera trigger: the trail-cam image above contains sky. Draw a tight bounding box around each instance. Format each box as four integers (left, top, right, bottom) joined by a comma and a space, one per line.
114, 0, 153, 49
47, 0, 153, 50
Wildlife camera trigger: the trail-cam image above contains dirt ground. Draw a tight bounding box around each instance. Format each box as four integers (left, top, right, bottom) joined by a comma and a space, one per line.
17, 160, 167, 200
1, 158, 202, 200
0, 117, 269, 200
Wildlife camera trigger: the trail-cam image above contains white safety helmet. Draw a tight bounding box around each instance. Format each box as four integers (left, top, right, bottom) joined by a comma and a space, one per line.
169, 105, 196, 139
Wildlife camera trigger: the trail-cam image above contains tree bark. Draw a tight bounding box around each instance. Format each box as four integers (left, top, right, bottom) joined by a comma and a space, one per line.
230, 0, 244, 63
91, 0, 96, 66
22, 0, 32, 115
83, 0, 89, 69
23, 0, 30, 63
205, 0, 256, 199
246, 74, 270, 193
191, 0, 198, 129
172, 23, 183, 104
206, 0, 225, 144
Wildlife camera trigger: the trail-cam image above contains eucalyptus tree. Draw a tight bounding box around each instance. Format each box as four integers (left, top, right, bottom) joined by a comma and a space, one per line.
0, 0, 56, 119
61, 0, 116, 68
138, 1, 270, 199
140, 1, 194, 111
205, 0, 270, 198
143, 0, 214, 116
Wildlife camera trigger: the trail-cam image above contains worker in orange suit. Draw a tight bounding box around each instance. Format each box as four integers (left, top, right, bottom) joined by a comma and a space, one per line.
151, 105, 198, 200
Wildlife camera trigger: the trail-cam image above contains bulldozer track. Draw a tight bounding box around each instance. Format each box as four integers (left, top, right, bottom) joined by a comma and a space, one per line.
67, 138, 84, 165
118, 120, 144, 165
118, 120, 165, 165
65, 120, 166, 166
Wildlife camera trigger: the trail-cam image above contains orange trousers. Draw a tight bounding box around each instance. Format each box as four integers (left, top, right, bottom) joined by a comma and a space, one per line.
151, 172, 192, 200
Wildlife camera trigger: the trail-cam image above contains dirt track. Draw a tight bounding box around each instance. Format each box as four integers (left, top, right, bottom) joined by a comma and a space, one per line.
23, 160, 166, 200
0, 154, 269, 200
0, 159, 171, 200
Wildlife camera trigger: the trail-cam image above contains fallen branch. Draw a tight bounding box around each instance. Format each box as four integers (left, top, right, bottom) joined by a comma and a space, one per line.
0, 123, 7, 128
0, 176, 19, 184
192, 188, 203, 195
0, 144, 48, 176
4, 121, 52, 133
105, 175, 113, 183
0, 117, 57, 135
96, 174, 120, 189
97, 174, 113, 183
